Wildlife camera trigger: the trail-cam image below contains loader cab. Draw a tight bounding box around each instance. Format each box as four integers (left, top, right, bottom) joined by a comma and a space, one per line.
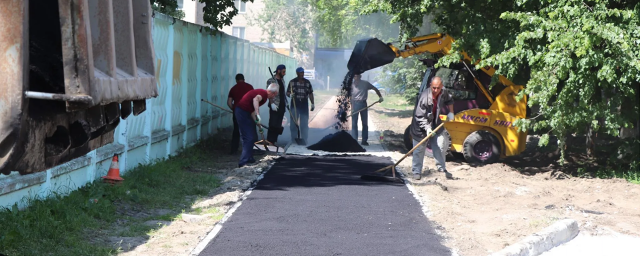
418, 62, 492, 114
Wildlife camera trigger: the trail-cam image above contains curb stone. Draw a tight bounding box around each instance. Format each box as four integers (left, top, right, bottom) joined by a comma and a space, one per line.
490, 219, 579, 256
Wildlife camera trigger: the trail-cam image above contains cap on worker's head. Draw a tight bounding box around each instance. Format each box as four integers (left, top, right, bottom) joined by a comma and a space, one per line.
296, 67, 304, 73
276, 64, 286, 71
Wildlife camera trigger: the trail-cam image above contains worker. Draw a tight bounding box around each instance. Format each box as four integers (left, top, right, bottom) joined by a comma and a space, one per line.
350, 72, 383, 145
266, 64, 287, 144
235, 84, 279, 167
286, 67, 315, 145
410, 77, 455, 180
227, 73, 254, 155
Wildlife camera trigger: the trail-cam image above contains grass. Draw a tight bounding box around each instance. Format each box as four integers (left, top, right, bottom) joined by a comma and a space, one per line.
0, 137, 225, 256
594, 167, 640, 184
372, 92, 412, 111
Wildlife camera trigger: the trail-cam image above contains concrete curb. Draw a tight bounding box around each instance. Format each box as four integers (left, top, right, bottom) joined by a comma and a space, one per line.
490, 219, 580, 256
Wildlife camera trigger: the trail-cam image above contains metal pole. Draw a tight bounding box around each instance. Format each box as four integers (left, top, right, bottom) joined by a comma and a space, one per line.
24, 91, 93, 104
327, 76, 330, 90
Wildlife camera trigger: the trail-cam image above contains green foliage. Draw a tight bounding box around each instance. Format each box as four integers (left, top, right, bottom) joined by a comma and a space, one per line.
0, 139, 221, 255
306, 0, 400, 48
151, 0, 185, 19
359, 0, 640, 165
249, 0, 315, 63
376, 57, 425, 104
150, 0, 253, 30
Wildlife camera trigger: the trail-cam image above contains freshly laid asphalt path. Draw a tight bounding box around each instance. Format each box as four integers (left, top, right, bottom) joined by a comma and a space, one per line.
200, 155, 451, 256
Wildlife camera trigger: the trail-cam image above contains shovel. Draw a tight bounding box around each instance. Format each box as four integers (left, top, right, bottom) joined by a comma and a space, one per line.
360, 122, 445, 183
269, 67, 306, 145
201, 99, 269, 130
202, 99, 276, 152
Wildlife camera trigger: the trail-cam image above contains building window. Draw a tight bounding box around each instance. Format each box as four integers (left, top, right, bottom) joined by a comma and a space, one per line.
177, 0, 183, 10
234, 0, 246, 13
232, 27, 245, 39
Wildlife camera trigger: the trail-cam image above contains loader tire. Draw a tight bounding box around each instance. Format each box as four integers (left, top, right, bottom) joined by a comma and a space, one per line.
403, 126, 413, 151
462, 130, 500, 164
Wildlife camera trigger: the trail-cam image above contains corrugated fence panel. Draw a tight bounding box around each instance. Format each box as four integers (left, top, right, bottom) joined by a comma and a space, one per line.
0, 13, 297, 209
210, 33, 221, 132
185, 25, 199, 146
199, 32, 211, 139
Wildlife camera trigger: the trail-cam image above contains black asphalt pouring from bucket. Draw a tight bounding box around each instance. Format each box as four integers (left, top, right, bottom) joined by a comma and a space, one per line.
335, 71, 355, 129
307, 131, 366, 152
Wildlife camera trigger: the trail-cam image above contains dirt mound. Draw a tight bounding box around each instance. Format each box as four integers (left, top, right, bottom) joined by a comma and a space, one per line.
307, 131, 366, 153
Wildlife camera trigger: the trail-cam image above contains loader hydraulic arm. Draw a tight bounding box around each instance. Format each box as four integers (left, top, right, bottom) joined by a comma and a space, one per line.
387, 33, 495, 103
387, 33, 454, 59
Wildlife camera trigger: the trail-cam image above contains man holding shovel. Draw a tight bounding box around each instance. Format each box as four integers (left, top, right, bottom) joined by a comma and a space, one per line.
266, 65, 287, 144
286, 67, 315, 145
351, 72, 383, 146
410, 77, 455, 180
235, 84, 279, 167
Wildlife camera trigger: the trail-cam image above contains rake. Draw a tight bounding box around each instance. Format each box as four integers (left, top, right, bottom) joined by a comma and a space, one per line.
360, 122, 445, 183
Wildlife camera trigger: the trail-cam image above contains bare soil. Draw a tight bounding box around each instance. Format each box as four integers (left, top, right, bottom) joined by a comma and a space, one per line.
109, 145, 280, 256
368, 103, 640, 256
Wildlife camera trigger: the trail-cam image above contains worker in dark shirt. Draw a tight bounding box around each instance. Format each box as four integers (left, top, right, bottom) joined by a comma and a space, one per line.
266, 64, 287, 144
409, 77, 455, 180
235, 84, 279, 167
227, 73, 255, 155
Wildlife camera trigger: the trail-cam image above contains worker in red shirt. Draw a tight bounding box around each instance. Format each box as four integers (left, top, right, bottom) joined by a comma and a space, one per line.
227, 74, 255, 155
235, 84, 279, 167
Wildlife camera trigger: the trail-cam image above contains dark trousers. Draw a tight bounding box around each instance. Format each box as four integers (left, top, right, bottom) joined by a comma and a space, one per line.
231, 111, 258, 154
235, 107, 256, 166
231, 114, 240, 153
267, 109, 285, 143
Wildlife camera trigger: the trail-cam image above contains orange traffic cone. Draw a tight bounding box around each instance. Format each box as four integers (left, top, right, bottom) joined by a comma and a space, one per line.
102, 154, 124, 184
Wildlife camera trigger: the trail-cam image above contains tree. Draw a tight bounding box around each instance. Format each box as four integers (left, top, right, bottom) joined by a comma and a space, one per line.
248, 0, 315, 66
306, 0, 399, 48
360, 0, 640, 164
150, 0, 253, 30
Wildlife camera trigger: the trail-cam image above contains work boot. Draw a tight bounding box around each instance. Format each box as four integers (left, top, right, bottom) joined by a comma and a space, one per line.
361, 141, 369, 146
413, 173, 421, 180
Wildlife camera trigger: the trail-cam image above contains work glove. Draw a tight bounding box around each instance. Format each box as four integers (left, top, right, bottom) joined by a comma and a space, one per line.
255, 118, 263, 133
419, 122, 431, 134
270, 103, 278, 111
310, 103, 315, 111
255, 114, 262, 123
447, 112, 455, 122
378, 96, 384, 103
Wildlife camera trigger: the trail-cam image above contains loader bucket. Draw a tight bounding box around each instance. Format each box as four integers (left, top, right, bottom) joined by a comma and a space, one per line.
347, 38, 397, 74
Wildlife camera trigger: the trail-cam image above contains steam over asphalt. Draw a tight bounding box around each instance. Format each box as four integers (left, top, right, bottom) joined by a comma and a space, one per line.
199, 155, 451, 256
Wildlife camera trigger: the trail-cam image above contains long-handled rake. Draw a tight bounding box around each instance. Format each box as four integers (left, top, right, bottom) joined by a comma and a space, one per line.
360, 122, 445, 183
201, 99, 278, 152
